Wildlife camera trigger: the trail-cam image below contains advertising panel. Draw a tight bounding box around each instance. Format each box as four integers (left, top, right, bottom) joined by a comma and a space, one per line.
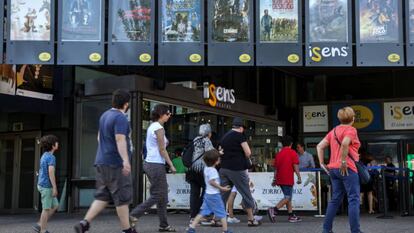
15, 65, 53, 100
161, 0, 201, 42
212, 0, 250, 42
409, 0, 414, 43
331, 103, 383, 131
259, 0, 299, 43
303, 105, 329, 133
384, 102, 414, 130
61, 0, 102, 41
111, 0, 151, 42
10, 0, 51, 41
0, 65, 16, 96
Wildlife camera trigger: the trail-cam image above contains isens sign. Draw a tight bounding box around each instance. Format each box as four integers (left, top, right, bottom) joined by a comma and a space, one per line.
309, 46, 349, 62
203, 82, 235, 109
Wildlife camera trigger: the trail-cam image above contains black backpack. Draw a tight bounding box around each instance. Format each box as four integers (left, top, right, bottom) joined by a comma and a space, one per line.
182, 138, 204, 168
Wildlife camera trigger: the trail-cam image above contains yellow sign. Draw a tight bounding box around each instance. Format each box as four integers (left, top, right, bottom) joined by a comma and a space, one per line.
239, 54, 251, 63
139, 53, 152, 63
351, 105, 374, 129
287, 54, 300, 64
89, 53, 102, 62
388, 53, 400, 63
38, 52, 51, 62
189, 54, 202, 63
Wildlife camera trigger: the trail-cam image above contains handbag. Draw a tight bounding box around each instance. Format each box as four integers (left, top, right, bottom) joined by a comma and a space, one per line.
333, 128, 371, 184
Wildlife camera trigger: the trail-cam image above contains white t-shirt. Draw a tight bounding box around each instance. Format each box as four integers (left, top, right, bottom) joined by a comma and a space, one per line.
145, 122, 168, 164
204, 166, 220, 195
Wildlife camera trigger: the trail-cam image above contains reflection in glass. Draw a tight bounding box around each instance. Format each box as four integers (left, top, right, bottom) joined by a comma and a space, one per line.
309, 0, 348, 43
10, 0, 51, 41
212, 0, 250, 42
259, 0, 298, 42
111, 0, 151, 42
359, 0, 399, 43
61, 0, 102, 42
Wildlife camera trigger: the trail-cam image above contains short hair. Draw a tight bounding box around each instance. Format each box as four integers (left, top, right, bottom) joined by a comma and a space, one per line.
203, 149, 220, 167
112, 89, 130, 109
281, 135, 293, 147
151, 104, 170, 121
199, 124, 212, 137
297, 142, 305, 148
337, 107, 355, 124
39, 135, 59, 151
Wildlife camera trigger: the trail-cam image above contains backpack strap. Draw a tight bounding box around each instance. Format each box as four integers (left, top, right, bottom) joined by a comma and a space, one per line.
191, 137, 206, 165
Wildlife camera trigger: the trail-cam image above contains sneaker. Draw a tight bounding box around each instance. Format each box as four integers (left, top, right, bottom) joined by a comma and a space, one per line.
254, 215, 263, 222
32, 224, 41, 232
186, 227, 196, 233
267, 207, 276, 223
227, 217, 241, 224
288, 215, 302, 223
74, 220, 90, 233
130, 216, 139, 228
224, 231, 233, 233
200, 220, 212, 226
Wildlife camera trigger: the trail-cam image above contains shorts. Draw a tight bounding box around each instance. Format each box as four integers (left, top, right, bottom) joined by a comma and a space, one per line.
280, 185, 293, 201
38, 185, 59, 210
94, 166, 132, 207
200, 193, 227, 219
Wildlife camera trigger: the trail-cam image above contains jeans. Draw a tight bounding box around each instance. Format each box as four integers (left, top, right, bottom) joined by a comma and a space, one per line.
323, 169, 360, 233
189, 175, 205, 218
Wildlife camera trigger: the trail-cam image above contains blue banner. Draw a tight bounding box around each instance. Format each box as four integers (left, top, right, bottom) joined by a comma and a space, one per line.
331, 103, 383, 131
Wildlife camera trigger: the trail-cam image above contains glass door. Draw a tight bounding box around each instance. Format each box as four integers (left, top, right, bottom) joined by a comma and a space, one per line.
404, 142, 414, 215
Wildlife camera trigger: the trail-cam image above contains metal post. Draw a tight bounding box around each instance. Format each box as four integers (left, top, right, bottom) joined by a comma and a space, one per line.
378, 167, 393, 219
314, 171, 325, 218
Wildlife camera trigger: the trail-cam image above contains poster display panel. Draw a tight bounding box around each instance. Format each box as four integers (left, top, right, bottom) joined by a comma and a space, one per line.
406, 0, 414, 65
15, 65, 54, 101
0, 65, 16, 96
0, 0, 3, 63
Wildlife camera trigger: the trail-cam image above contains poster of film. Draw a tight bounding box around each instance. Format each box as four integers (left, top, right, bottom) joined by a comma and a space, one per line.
309, 0, 348, 42
10, 0, 51, 41
212, 0, 250, 42
0, 65, 16, 96
359, 0, 399, 43
259, 0, 299, 42
112, 0, 151, 42
15, 65, 54, 101
61, 0, 101, 42
409, 0, 414, 43
161, 0, 201, 42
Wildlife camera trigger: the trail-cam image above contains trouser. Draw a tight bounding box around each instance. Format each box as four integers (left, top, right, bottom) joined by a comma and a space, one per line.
323, 169, 360, 233
219, 168, 255, 209
131, 162, 169, 228
189, 175, 205, 218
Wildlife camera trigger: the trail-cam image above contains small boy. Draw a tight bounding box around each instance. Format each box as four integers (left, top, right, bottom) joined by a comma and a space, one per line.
33, 135, 59, 233
187, 149, 232, 233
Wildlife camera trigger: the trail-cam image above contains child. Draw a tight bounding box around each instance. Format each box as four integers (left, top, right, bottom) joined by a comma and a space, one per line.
32, 135, 59, 233
187, 149, 232, 233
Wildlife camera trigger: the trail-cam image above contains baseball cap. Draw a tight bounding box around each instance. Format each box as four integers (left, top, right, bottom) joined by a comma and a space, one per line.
232, 117, 246, 128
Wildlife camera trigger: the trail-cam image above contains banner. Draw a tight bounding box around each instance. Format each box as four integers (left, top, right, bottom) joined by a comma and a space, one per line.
303, 105, 329, 133
384, 101, 414, 130
15, 65, 54, 100
145, 172, 318, 211
0, 65, 16, 96
331, 103, 383, 131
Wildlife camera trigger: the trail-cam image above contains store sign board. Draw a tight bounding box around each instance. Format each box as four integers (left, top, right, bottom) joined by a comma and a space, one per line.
384, 102, 414, 130
203, 82, 235, 109
145, 173, 317, 211
332, 103, 383, 132
303, 105, 328, 133
6, 0, 55, 64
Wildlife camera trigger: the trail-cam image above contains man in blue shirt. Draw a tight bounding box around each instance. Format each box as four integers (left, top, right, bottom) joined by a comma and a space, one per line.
297, 142, 316, 169
74, 89, 136, 233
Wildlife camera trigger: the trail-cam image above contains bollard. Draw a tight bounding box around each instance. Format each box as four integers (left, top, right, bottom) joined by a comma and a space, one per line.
314, 171, 325, 218
377, 167, 393, 219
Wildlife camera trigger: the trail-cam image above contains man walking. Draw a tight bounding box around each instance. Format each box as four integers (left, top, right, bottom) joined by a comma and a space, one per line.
268, 136, 302, 223
297, 142, 316, 169
74, 89, 136, 233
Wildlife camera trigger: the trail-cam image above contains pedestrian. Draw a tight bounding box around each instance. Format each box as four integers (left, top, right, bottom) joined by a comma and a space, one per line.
384, 156, 396, 211
32, 135, 60, 233
317, 107, 363, 233
74, 89, 135, 233
172, 148, 186, 174
268, 135, 302, 223
297, 142, 316, 169
130, 104, 177, 232
359, 148, 376, 214
186, 124, 215, 224
186, 149, 232, 233
219, 117, 260, 227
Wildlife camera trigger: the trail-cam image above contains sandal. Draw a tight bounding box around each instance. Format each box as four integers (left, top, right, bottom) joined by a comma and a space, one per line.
159, 225, 177, 232
247, 219, 261, 227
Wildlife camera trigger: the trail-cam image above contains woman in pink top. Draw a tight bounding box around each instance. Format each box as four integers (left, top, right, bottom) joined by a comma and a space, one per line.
317, 107, 363, 233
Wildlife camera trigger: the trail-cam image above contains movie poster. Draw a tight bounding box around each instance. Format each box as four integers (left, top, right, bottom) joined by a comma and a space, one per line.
10, 0, 51, 41
212, 0, 250, 42
260, 0, 299, 42
0, 65, 16, 96
359, 0, 399, 43
409, 0, 414, 43
15, 65, 54, 100
161, 0, 201, 42
111, 0, 151, 42
309, 0, 348, 42
61, 0, 102, 42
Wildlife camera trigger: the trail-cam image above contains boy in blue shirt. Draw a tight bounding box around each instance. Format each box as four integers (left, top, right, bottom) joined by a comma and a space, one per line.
33, 135, 59, 233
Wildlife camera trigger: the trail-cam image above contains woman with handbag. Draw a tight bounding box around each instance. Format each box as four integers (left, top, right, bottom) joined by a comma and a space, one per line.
316, 107, 364, 233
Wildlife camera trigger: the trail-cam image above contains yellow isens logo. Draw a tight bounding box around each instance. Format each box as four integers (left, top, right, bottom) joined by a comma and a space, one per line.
287, 54, 300, 64
38, 52, 51, 62
89, 53, 102, 62
388, 53, 400, 63
139, 53, 152, 63
351, 105, 374, 129
239, 54, 251, 63
189, 54, 202, 63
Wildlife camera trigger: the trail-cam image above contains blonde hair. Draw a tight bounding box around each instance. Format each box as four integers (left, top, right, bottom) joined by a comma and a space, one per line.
337, 107, 355, 124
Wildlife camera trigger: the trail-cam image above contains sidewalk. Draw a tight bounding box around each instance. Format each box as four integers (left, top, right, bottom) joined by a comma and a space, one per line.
0, 211, 412, 233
